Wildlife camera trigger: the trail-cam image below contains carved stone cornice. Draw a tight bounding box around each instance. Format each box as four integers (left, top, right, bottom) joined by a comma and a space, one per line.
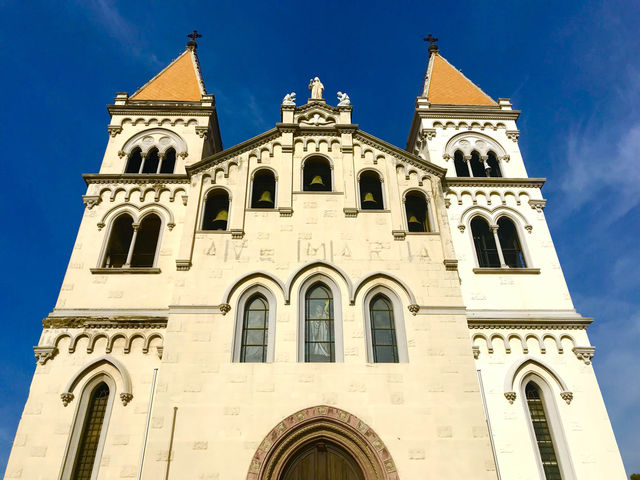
42, 316, 168, 329
107, 103, 216, 117
444, 177, 546, 189
83, 174, 190, 186
412, 107, 521, 121
467, 316, 591, 330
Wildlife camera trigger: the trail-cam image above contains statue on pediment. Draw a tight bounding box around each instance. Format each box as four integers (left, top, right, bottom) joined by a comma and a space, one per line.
282, 92, 296, 106
337, 91, 350, 106
309, 77, 324, 100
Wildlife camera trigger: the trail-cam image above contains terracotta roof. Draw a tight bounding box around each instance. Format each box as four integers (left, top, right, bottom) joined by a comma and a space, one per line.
424, 54, 495, 106
131, 49, 205, 101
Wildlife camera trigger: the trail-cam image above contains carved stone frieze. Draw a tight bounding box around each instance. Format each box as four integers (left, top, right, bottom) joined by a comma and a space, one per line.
42, 316, 167, 329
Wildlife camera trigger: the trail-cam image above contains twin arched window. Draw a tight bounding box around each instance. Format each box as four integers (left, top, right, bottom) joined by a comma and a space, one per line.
303, 157, 332, 191
471, 216, 526, 268
359, 170, 384, 210
103, 213, 161, 268
453, 149, 502, 178
202, 189, 230, 230
251, 170, 276, 209
405, 191, 431, 232
125, 147, 176, 174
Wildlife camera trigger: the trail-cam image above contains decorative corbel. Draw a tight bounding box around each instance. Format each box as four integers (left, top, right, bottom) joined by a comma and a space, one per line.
506, 130, 520, 142
407, 304, 420, 316
107, 125, 123, 137
33, 346, 58, 365
61, 393, 74, 407
528, 199, 547, 212
120, 393, 133, 406
443, 259, 458, 271
458, 224, 466, 233
472, 345, 480, 360
560, 391, 573, 405
572, 346, 595, 365
504, 392, 517, 404
391, 230, 406, 241
195, 126, 208, 139
219, 303, 231, 315
82, 195, 101, 210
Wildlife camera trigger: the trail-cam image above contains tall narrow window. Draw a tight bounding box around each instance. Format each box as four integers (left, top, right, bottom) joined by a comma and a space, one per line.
159, 147, 176, 174
525, 382, 563, 480
359, 170, 384, 210
202, 190, 230, 230
497, 217, 526, 268
405, 191, 430, 232
305, 283, 334, 362
240, 294, 269, 362
71, 382, 110, 480
125, 148, 143, 173
141, 148, 159, 174
487, 151, 502, 177
454, 150, 470, 177
470, 151, 487, 177
369, 294, 398, 363
131, 214, 161, 267
251, 170, 276, 209
471, 217, 500, 267
103, 214, 134, 268
303, 157, 331, 191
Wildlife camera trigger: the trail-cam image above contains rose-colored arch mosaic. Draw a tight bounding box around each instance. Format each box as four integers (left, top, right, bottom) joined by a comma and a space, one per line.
246, 405, 399, 480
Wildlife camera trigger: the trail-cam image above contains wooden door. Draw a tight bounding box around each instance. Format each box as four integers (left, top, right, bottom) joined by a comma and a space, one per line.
281, 441, 365, 480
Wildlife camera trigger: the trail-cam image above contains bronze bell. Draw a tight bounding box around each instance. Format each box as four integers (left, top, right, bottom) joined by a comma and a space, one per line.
310, 175, 325, 186
212, 209, 228, 223
408, 214, 421, 227
257, 190, 273, 206
363, 192, 376, 204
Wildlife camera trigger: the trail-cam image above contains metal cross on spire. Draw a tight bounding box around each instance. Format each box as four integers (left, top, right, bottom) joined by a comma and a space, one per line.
187, 30, 202, 50
424, 34, 439, 54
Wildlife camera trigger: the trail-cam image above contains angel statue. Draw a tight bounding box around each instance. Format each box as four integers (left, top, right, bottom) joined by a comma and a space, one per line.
308, 77, 324, 100
337, 91, 351, 106
282, 92, 296, 106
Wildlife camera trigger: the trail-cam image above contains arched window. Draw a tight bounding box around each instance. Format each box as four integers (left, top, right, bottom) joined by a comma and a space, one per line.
470, 151, 487, 177
159, 147, 176, 174
202, 190, 229, 231
239, 294, 269, 362
497, 217, 526, 268
471, 217, 500, 267
103, 214, 134, 268
251, 170, 276, 209
141, 147, 160, 174
130, 214, 161, 267
487, 151, 502, 177
359, 170, 384, 210
525, 381, 563, 480
125, 147, 143, 173
369, 294, 398, 363
454, 150, 470, 177
303, 157, 331, 191
305, 283, 335, 362
404, 191, 431, 232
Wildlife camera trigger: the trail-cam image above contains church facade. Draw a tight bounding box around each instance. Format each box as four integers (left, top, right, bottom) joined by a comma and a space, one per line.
4, 37, 627, 479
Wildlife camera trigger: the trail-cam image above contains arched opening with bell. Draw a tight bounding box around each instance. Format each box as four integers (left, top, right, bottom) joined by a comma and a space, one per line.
251, 169, 277, 209
404, 190, 432, 233
302, 156, 332, 192
202, 188, 230, 231
358, 170, 384, 210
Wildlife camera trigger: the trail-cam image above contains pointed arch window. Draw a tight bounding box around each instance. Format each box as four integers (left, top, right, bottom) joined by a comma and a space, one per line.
251, 170, 276, 209
525, 381, 563, 480
471, 216, 528, 269
202, 189, 230, 231
487, 151, 502, 177
305, 283, 335, 362
359, 170, 384, 210
404, 191, 431, 232
102, 213, 162, 269
125, 147, 143, 173
303, 157, 331, 191
454, 150, 470, 177
240, 294, 269, 362
369, 294, 399, 363
471, 217, 500, 267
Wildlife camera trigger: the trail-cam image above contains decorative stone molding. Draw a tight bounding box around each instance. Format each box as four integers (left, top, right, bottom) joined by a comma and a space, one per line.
504, 391, 517, 404
231, 229, 245, 239
443, 259, 458, 271
33, 346, 58, 365
529, 199, 547, 212
560, 391, 573, 405
442, 153, 451, 162
120, 393, 133, 406
278, 207, 293, 217
107, 125, 123, 137
61, 393, 74, 407
219, 303, 231, 315
156, 346, 164, 359
422, 128, 436, 140
501, 154, 510, 162
407, 304, 420, 316
43, 316, 167, 329
444, 198, 451, 208
343, 208, 358, 218
572, 346, 595, 365
178, 151, 189, 159
524, 225, 533, 234
506, 130, 519, 142
391, 230, 406, 241
472, 345, 480, 359
82, 195, 101, 210
176, 260, 192, 271
195, 126, 208, 138
458, 224, 465, 233
118, 150, 126, 158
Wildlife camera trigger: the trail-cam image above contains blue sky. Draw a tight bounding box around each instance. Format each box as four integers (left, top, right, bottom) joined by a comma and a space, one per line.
1, 0, 639, 475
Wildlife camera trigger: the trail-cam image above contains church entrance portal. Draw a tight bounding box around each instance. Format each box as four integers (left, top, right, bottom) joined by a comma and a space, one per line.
281, 440, 365, 480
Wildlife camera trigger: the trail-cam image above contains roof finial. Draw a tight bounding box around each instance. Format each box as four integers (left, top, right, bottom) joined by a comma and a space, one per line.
187, 30, 202, 50
424, 34, 439, 55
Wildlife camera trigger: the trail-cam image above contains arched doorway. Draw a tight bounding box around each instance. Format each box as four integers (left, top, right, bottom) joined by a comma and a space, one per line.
246, 405, 399, 480
282, 441, 365, 480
